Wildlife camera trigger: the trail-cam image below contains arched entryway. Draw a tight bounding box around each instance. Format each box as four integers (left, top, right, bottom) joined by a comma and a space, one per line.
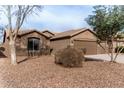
27, 37, 40, 56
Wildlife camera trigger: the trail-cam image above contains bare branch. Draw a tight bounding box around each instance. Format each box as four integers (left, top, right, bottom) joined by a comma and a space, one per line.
97, 41, 111, 57
13, 6, 22, 40
113, 45, 124, 61
19, 5, 43, 28
7, 6, 13, 40
19, 5, 30, 28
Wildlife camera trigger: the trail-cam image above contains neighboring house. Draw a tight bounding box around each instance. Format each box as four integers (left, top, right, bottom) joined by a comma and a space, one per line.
50, 28, 106, 55
2, 29, 53, 56
42, 30, 55, 38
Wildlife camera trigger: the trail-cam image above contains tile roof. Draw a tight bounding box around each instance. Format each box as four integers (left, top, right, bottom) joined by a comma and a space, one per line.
51, 28, 95, 40
42, 30, 55, 38
18, 29, 41, 35
17, 29, 49, 38
42, 30, 55, 35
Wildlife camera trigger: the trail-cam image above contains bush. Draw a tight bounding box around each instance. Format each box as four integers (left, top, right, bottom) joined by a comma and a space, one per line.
55, 47, 84, 67
41, 45, 53, 55
0, 47, 5, 52
115, 46, 124, 53
55, 49, 63, 64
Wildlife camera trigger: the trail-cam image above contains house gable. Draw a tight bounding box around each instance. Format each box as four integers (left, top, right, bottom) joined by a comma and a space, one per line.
51, 28, 97, 40
71, 29, 97, 41
42, 30, 55, 38
19, 31, 50, 49
19, 30, 49, 39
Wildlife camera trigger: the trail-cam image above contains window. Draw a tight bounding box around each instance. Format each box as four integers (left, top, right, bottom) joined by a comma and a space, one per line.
28, 37, 40, 51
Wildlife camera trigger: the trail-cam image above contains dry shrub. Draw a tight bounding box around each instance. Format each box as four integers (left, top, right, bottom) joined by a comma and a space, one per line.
55, 47, 84, 67
55, 49, 63, 64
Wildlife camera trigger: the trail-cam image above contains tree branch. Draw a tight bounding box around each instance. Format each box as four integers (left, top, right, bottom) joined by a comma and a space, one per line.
113, 44, 124, 61
97, 41, 111, 57
13, 6, 22, 40
7, 6, 13, 40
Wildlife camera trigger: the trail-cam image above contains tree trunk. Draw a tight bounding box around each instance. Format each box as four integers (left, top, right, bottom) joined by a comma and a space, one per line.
110, 38, 114, 62
111, 49, 114, 62
9, 40, 17, 65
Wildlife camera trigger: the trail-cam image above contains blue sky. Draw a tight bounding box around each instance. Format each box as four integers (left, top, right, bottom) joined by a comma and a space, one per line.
0, 5, 94, 43
0, 5, 94, 32
22, 5, 94, 32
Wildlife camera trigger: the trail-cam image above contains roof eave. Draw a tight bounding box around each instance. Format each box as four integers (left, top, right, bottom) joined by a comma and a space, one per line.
50, 36, 71, 41
19, 30, 49, 39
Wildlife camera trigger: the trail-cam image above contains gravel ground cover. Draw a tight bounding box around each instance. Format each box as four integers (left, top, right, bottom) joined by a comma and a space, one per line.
0, 56, 124, 88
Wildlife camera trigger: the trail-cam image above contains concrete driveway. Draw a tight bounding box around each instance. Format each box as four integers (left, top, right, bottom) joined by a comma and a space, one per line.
85, 54, 124, 63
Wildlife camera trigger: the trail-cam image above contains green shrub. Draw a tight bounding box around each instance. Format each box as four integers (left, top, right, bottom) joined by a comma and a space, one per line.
55, 47, 84, 67
115, 46, 124, 53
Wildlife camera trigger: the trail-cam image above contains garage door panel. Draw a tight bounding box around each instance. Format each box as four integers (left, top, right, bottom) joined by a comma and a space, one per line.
74, 40, 97, 55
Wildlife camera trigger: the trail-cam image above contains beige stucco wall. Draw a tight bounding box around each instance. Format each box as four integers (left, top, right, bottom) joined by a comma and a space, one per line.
19, 32, 49, 49
50, 38, 70, 53
97, 42, 108, 54
71, 30, 97, 40
16, 32, 50, 56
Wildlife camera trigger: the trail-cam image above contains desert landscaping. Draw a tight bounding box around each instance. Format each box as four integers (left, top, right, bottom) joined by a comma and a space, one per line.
1, 55, 124, 88
1, 5, 124, 88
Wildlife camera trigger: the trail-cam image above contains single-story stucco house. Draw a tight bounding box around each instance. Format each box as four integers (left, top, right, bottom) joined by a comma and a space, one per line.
2, 29, 54, 57
50, 28, 106, 55
1, 27, 123, 57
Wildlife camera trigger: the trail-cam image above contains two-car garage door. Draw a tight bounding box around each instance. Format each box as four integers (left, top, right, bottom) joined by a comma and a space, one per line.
74, 40, 98, 55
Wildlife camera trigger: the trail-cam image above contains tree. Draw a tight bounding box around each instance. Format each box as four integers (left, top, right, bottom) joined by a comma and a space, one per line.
86, 5, 124, 62
0, 26, 4, 44
115, 31, 124, 39
0, 5, 43, 65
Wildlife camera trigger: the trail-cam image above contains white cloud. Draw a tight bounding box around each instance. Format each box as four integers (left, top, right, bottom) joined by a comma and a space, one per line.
0, 5, 93, 32
23, 6, 93, 31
